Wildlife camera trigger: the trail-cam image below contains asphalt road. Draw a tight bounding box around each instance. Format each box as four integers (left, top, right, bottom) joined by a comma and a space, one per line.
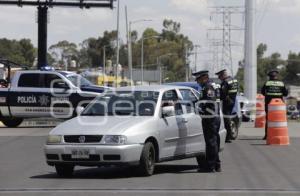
1, 122, 300, 196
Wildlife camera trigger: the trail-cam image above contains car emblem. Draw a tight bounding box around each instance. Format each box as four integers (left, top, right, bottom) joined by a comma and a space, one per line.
79, 136, 86, 143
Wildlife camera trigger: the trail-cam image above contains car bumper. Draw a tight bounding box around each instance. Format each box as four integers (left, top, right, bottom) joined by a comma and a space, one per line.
44, 144, 144, 166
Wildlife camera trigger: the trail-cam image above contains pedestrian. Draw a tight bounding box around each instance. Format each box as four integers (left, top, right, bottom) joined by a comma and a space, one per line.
193, 70, 221, 173
215, 69, 239, 143
261, 70, 288, 140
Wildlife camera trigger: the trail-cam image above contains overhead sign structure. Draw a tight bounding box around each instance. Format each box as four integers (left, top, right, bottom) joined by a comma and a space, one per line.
0, 0, 114, 69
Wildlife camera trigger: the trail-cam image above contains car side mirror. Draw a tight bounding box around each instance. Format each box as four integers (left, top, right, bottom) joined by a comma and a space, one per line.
162, 106, 175, 118
76, 106, 85, 115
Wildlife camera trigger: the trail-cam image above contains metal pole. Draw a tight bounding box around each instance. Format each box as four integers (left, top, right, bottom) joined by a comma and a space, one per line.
103, 46, 106, 75
128, 23, 133, 85
185, 44, 189, 82
194, 45, 200, 72
125, 6, 132, 85
141, 35, 144, 85
37, 6, 48, 69
244, 0, 257, 102
115, 0, 120, 87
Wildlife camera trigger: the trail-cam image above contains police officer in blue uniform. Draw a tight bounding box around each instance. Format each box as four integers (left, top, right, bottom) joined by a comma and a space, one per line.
193, 70, 221, 173
261, 70, 288, 140
215, 69, 239, 143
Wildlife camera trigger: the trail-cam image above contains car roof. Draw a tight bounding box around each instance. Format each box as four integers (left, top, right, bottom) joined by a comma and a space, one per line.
16, 70, 69, 75
115, 85, 193, 92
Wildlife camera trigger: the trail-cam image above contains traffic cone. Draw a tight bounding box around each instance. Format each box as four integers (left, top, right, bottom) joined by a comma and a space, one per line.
255, 94, 266, 128
267, 99, 290, 145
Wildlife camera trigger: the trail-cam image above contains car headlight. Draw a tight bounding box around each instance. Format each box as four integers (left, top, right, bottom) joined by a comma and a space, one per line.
47, 135, 62, 144
102, 135, 127, 145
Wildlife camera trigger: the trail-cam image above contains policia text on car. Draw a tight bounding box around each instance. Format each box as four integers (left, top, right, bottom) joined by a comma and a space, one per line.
194, 70, 221, 173
261, 70, 288, 140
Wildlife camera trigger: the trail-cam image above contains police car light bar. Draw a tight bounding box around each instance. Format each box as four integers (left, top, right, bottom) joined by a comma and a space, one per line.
0, 0, 114, 9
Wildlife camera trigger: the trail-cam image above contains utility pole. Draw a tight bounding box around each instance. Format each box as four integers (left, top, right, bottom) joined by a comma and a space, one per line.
208, 6, 244, 76
244, 0, 257, 102
115, 0, 120, 87
125, 6, 132, 84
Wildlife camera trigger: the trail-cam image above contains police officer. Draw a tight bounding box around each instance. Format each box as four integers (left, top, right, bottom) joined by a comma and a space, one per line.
193, 70, 221, 173
215, 69, 239, 143
261, 70, 288, 140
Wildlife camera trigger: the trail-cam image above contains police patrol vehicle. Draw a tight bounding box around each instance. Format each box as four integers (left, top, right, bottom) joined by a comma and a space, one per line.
0, 68, 110, 127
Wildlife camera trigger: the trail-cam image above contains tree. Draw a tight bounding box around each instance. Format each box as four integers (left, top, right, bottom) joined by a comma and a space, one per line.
0, 38, 36, 66
129, 20, 193, 82
284, 52, 300, 85
49, 41, 78, 68
78, 31, 118, 68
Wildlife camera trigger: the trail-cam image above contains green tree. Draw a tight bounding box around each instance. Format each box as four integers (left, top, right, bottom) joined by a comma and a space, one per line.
0, 38, 36, 66
284, 52, 300, 85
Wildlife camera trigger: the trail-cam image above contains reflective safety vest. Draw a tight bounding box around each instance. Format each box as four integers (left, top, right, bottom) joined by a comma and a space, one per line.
226, 78, 239, 95
265, 80, 285, 96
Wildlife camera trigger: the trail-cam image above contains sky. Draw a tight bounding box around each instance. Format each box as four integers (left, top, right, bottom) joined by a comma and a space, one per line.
0, 0, 300, 72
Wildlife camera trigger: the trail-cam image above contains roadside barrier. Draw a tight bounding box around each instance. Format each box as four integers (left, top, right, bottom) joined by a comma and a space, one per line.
255, 94, 266, 128
267, 99, 290, 145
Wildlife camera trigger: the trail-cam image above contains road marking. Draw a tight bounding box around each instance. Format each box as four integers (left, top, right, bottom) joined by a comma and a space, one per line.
1, 188, 300, 193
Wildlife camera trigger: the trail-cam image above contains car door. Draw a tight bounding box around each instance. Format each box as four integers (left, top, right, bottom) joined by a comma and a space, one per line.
178, 88, 205, 154
158, 90, 188, 159
9, 73, 49, 118
44, 73, 76, 118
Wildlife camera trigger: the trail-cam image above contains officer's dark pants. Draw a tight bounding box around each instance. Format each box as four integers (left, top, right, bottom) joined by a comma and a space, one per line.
264, 103, 269, 139
202, 117, 221, 170
222, 103, 235, 141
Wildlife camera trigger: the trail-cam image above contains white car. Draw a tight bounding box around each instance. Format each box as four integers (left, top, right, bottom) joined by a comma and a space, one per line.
44, 85, 227, 177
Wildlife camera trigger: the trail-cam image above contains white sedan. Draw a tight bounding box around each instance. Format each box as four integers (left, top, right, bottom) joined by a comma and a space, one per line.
44, 85, 227, 177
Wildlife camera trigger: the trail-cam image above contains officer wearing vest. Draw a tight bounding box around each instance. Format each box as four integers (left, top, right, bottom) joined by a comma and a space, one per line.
261, 70, 288, 140
193, 70, 221, 173
215, 69, 239, 143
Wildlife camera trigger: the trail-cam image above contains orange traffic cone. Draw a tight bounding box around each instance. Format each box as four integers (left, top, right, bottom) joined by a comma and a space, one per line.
267, 99, 290, 145
255, 94, 266, 128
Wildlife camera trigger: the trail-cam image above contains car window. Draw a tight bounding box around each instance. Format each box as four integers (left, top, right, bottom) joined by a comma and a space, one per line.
81, 91, 159, 116
44, 74, 69, 89
162, 90, 183, 115
179, 89, 198, 113
18, 73, 44, 88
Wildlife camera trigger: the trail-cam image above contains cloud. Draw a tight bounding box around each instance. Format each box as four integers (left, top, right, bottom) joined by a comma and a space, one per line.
257, 0, 300, 15
291, 34, 300, 46
170, 0, 210, 15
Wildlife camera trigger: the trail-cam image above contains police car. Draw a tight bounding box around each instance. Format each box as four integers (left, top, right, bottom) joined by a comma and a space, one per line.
0, 70, 110, 127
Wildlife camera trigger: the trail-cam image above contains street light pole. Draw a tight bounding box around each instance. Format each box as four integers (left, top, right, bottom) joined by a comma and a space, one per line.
102, 45, 109, 76
128, 19, 152, 84
194, 45, 201, 72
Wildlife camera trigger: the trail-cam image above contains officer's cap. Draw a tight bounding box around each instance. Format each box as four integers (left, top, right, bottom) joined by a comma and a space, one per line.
215, 69, 227, 76
192, 70, 209, 80
268, 70, 279, 77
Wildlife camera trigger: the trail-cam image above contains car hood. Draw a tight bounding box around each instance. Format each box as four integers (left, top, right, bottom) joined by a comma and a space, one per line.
50, 116, 152, 136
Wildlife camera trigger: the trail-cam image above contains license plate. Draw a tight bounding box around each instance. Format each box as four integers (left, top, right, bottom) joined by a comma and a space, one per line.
71, 149, 90, 159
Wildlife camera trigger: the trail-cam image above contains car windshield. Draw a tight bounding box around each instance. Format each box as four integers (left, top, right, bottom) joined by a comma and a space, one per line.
81, 91, 159, 116
66, 74, 93, 87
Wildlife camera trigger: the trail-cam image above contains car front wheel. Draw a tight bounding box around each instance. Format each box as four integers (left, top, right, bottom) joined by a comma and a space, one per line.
229, 120, 239, 140
138, 142, 156, 176
55, 164, 74, 177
